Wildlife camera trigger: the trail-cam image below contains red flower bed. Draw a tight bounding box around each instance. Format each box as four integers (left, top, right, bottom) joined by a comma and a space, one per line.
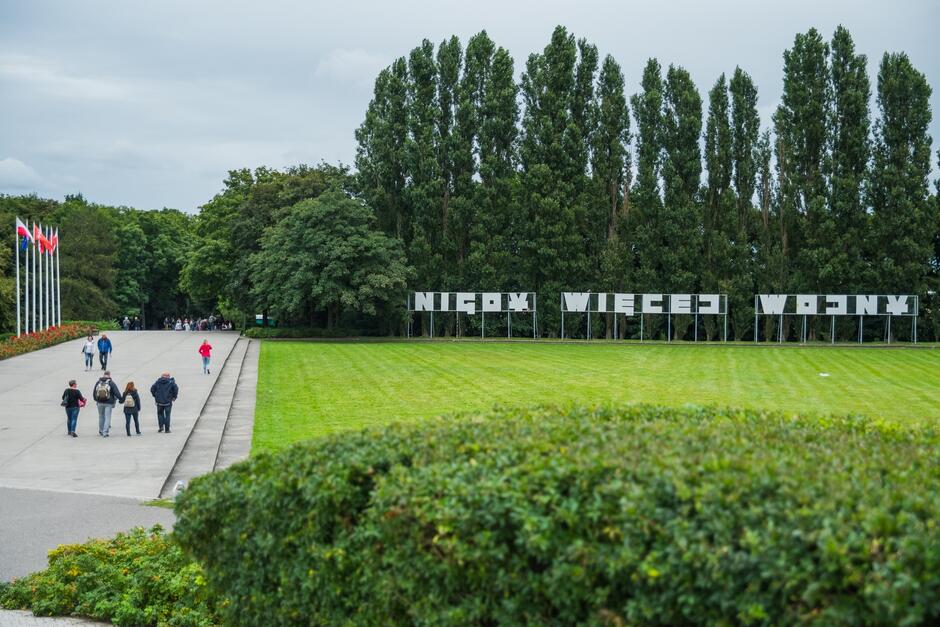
0, 324, 97, 361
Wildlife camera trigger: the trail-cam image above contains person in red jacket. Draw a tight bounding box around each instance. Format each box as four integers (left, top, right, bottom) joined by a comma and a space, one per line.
198, 339, 213, 374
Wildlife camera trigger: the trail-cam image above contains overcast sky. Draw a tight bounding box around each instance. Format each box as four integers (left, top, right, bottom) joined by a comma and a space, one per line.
1, 0, 937, 212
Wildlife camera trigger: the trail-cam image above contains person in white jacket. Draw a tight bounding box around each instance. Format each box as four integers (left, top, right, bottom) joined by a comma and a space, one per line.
81, 335, 96, 371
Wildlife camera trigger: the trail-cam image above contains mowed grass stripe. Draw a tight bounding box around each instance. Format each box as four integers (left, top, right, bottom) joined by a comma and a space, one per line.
252, 342, 940, 453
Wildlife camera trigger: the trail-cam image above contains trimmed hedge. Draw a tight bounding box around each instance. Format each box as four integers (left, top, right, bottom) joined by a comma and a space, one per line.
175, 405, 940, 625
0, 526, 219, 626
242, 326, 353, 339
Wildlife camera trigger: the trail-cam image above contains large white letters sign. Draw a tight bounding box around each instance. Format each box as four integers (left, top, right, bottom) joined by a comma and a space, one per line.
410, 292, 536, 314
756, 294, 918, 317
561, 292, 726, 315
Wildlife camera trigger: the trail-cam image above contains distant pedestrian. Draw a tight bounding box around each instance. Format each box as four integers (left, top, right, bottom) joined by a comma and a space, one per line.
121, 381, 142, 436
61, 379, 85, 437
174, 318, 183, 331
97, 333, 113, 370
198, 339, 213, 374
81, 335, 95, 371
151, 372, 178, 434
133, 316, 141, 331
122, 316, 130, 331
93, 371, 121, 437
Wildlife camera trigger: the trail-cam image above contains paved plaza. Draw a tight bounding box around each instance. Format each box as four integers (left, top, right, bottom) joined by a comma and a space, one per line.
0, 331, 257, 591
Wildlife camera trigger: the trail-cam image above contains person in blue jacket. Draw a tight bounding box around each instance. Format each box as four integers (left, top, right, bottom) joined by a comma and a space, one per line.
97, 333, 113, 370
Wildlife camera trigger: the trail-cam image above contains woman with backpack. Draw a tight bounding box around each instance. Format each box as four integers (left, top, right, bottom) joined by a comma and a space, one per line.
61, 379, 86, 437
81, 335, 95, 371
121, 381, 142, 436
198, 339, 213, 374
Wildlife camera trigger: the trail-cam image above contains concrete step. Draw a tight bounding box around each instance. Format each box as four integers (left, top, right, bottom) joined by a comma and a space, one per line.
214, 339, 259, 471
159, 337, 249, 497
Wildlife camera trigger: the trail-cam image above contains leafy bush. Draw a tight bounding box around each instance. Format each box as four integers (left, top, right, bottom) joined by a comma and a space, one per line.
242, 326, 353, 339
175, 405, 940, 626
0, 323, 98, 360
0, 526, 219, 626
64, 319, 121, 331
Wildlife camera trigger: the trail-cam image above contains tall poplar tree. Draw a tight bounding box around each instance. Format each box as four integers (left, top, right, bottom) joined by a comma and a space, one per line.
591, 55, 631, 337
660, 65, 703, 338
774, 28, 830, 339
519, 26, 583, 335
870, 52, 933, 306
628, 58, 664, 300
827, 26, 871, 294
702, 74, 733, 339
728, 67, 761, 338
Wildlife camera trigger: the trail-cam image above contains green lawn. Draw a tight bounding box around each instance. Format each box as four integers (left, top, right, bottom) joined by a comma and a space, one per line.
252, 340, 940, 453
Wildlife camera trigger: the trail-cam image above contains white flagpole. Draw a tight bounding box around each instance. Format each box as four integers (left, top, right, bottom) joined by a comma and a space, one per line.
32, 224, 37, 331
56, 229, 61, 326
40, 223, 45, 330
46, 225, 52, 327
15, 220, 21, 337
24, 225, 29, 334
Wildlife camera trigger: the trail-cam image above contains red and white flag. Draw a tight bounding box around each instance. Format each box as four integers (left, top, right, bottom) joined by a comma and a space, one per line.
16, 217, 32, 241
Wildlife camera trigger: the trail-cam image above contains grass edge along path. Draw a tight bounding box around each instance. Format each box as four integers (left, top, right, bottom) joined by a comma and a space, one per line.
252, 340, 940, 453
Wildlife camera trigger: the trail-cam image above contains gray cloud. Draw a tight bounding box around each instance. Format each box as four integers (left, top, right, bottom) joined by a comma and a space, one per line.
0, 0, 937, 211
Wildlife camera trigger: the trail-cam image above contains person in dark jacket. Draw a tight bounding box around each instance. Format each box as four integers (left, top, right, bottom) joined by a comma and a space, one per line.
121, 381, 142, 436
93, 371, 121, 437
97, 334, 113, 370
150, 372, 179, 434
61, 379, 85, 437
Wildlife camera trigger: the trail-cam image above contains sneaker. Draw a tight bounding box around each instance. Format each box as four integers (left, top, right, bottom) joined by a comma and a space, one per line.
165, 429, 171, 434
158, 427, 164, 433
71, 433, 78, 438
136, 432, 142, 436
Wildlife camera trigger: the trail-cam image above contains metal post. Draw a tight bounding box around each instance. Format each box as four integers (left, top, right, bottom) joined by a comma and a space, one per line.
694, 312, 698, 342
887, 315, 891, 344
31, 227, 36, 332
532, 293, 537, 339
508, 311, 511, 339
614, 313, 618, 340
724, 295, 728, 342
15, 222, 20, 336
778, 314, 783, 343
831, 315, 835, 345
667, 313, 671, 342
482, 311, 485, 339
587, 307, 591, 340
561, 293, 564, 340
640, 314, 644, 342
24, 229, 29, 334
754, 295, 758, 343
430, 310, 434, 339
913, 316, 917, 344
56, 229, 61, 326
858, 315, 862, 343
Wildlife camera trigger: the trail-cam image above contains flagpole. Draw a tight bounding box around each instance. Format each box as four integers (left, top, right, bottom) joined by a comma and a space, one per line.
56, 229, 61, 326
24, 225, 29, 334
15, 220, 21, 337
46, 225, 52, 327
32, 224, 37, 331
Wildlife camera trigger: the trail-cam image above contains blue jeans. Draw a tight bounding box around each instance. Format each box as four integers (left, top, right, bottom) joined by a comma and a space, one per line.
98, 403, 113, 435
84, 353, 93, 368
65, 407, 79, 434
202, 356, 210, 372
157, 405, 172, 431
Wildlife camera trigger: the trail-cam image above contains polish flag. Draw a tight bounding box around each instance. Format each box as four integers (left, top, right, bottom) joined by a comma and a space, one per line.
50, 229, 59, 253
33, 224, 45, 254
16, 217, 32, 241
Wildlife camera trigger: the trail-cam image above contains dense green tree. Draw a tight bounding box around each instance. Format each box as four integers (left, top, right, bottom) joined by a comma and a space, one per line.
870, 52, 934, 306
519, 26, 585, 335
251, 190, 410, 329
591, 55, 631, 337
728, 67, 761, 338
628, 58, 665, 301
775, 28, 830, 306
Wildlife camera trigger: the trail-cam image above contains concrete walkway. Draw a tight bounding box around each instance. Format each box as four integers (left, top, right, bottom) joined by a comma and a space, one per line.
0, 487, 175, 581
0, 331, 239, 499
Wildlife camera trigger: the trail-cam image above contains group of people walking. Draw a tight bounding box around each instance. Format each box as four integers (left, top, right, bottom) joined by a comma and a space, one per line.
81, 334, 112, 370
61, 336, 214, 438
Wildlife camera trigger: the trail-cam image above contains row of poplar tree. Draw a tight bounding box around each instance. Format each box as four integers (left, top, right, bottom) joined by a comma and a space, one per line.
355, 25, 939, 340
